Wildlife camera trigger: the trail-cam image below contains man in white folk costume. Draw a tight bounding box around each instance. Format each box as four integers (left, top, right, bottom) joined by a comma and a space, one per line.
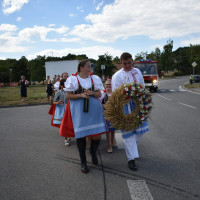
112, 52, 149, 171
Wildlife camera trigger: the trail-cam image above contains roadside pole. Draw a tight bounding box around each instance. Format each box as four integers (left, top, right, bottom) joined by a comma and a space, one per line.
192, 61, 197, 75
101, 65, 105, 82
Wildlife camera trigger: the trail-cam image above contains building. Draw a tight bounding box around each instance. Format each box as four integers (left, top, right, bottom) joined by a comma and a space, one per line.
45, 60, 79, 79
45, 60, 95, 79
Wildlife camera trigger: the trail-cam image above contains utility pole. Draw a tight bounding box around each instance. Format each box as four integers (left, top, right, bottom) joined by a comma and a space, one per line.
101, 65, 105, 82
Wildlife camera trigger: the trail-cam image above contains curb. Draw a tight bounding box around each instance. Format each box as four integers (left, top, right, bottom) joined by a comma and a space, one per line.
0, 102, 49, 109
181, 85, 200, 94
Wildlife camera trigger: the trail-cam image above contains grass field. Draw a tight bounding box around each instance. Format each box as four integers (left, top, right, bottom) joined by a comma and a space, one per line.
0, 85, 48, 106
184, 83, 200, 88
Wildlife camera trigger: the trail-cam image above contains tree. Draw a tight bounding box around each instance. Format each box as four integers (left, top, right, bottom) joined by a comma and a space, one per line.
135, 51, 148, 61
161, 39, 174, 72
187, 44, 200, 75
28, 56, 46, 82
12, 56, 29, 81
94, 54, 117, 79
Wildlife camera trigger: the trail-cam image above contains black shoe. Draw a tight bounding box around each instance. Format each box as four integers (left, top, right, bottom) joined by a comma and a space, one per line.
81, 163, 89, 174
91, 153, 98, 165
90, 139, 100, 165
128, 160, 138, 171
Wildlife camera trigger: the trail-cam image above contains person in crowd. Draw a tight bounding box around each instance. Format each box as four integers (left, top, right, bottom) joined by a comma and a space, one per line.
99, 78, 116, 153
54, 72, 69, 92
60, 60, 107, 174
19, 75, 29, 101
48, 79, 71, 146
111, 52, 149, 171
46, 79, 53, 104
45, 75, 50, 85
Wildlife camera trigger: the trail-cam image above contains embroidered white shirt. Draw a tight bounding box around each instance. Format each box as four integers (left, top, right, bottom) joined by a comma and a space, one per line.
112, 68, 145, 91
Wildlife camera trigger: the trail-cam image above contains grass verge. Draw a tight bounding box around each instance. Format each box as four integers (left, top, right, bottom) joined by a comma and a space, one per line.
0, 85, 49, 106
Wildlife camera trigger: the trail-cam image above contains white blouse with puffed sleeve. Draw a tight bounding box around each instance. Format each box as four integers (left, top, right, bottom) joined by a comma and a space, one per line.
64, 75, 104, 92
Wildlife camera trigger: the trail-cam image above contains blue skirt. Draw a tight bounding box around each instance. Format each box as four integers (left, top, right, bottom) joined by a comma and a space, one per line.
70, 97, 108, 138
53, 104, 65, 124
107, 121, 115, 132
121, 99, 149, 139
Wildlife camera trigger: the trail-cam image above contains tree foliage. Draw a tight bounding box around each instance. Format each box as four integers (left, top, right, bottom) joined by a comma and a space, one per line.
94, 54, 117, 79
1, 41, 200, 83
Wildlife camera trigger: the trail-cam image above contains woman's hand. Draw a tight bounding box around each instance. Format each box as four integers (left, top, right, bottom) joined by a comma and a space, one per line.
81, 92, 90, 99
58, 100, 64, 104
84, 90, 101, 98
84, 89, 94, 96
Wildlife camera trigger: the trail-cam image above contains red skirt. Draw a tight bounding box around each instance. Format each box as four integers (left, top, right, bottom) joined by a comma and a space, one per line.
59, 101, 75, 137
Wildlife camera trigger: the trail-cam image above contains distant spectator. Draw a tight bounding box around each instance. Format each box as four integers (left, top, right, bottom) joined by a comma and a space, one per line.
19, 76, 29, 101
46, 79, 53, 104
45, 75, 50, 85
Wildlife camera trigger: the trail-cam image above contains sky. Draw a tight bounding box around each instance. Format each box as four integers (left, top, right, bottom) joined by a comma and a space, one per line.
0, 0, 200, 60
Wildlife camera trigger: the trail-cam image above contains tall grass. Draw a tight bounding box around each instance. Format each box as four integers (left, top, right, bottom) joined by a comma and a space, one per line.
0, 85, 48, 106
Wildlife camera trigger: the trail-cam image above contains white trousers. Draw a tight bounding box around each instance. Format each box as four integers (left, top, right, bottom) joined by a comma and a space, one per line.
122, 133, 144, 161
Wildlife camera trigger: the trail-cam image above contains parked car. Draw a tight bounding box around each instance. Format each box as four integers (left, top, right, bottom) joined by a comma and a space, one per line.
193, 75, 200, 83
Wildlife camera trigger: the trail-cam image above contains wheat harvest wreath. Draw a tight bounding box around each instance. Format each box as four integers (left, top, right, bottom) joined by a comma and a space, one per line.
104, 82, 152, 131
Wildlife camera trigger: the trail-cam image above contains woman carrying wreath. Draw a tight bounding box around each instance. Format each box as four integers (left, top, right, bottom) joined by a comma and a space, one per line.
111, 52, 149, 171
59, 60, 107, 174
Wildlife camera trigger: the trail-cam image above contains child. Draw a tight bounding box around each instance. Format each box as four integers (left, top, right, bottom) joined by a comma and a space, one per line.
49, 79, 71, 146
99, 78, 116, 153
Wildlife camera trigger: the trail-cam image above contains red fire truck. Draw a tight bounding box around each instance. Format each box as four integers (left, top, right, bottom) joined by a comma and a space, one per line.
133, 60, 158, 92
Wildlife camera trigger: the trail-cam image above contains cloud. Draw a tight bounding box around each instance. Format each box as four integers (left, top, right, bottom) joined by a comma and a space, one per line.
0, 32, 27, 53
0, 24, 18, 32
69, 13, 75, 17
16, 17, 22, 21
76, 6, 84, 13
0, 24, 81, 54
48, 24, 56, 27
70, 0, 200, 42
2, 0, 30, 15
26, 46, 123, 60
96, 1, 104, 11
18, 25, 70, 42
181, 37, 200, 46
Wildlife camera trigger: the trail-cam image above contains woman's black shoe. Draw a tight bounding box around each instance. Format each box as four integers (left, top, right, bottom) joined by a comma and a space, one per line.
81, 163, 89, 174
128, 160, 138, 171
90, 139, 100, 165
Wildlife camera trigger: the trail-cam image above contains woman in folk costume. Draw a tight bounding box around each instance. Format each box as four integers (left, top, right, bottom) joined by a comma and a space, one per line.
48, 79, 71, 146
60, 60, 107, 174
112, 52, 149, 171
99, 78, 116, 153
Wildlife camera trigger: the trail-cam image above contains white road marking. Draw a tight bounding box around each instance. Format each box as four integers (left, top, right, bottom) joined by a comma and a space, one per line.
179, 86, 200, 94
127, 180, 154, 200
169, 90, 176, 92
155, 94, 172, 100
179, 86, 186, 91
115, 130, 125, 149
177, 102, 197, 109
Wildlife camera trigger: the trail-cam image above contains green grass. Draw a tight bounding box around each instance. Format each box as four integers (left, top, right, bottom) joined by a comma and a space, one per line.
184, 83, 200, 88
0, 85, 48, 106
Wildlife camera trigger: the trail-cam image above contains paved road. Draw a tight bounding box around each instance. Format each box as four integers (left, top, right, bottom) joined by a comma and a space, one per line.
0, 76, 199, 200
